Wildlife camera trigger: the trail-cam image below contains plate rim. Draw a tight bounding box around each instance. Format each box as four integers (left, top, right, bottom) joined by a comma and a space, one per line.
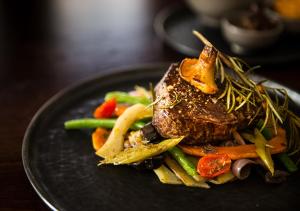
21, 63, 170, 211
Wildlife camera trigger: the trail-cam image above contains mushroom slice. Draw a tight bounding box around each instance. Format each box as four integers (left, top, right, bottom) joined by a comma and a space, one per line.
179, 45, 218, 94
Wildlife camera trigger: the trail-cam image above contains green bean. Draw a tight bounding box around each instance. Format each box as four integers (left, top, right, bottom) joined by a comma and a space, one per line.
168, 146, 203, 182
277, 153, 298, 173
131, 121, 147, 130
64, 118, 146, 130
186, 155, 199, 166
105, 91, 151, 105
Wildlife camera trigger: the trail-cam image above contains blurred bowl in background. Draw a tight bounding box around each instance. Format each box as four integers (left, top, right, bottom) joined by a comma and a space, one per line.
221, 10, 283, 54
185, 0, 254, 27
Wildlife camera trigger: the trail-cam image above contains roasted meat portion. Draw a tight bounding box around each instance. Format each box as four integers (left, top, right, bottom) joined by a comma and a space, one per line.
152, 63, 253, 145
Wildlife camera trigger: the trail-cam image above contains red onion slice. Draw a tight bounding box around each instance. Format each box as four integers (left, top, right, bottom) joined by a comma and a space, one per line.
232, 159, 256, 180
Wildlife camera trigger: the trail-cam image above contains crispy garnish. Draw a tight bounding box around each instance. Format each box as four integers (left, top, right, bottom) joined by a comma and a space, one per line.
179, 45, 218, 94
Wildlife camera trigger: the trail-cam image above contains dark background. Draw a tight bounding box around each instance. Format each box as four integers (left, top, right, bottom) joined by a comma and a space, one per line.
0, 0, 299, 210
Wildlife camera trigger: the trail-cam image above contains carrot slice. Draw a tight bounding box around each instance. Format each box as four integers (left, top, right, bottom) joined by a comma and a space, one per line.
180, 127, 287, 160
114, 104, 129, 117
92, 128, 110, 151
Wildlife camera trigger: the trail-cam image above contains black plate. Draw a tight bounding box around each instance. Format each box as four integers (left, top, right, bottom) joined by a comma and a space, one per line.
22, 64, 300, 211
154, 5, 300, 65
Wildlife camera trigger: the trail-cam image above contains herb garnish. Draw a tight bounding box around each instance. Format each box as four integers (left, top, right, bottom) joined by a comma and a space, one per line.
193, 30, 300, 163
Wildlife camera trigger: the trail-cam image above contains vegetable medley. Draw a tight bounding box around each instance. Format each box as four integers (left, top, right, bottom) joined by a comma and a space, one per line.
64, 32, 300, 188
64, 86, 298, 188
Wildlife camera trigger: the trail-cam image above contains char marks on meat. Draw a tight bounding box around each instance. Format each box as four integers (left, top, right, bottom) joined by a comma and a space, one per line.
152, 63, 253, 145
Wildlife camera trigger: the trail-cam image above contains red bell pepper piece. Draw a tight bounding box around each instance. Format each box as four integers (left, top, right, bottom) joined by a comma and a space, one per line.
93, 98, 117, 118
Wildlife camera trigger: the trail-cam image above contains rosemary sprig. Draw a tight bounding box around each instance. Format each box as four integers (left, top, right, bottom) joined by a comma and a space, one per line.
228, 88, 236, 113
226, 82, 232, 110
217, 82, 228, 100
235, 92, 252, 111
248, 105, 263, 125
193, 30, 300, 163
194, 31, 280, 130
260, 101, 270, 132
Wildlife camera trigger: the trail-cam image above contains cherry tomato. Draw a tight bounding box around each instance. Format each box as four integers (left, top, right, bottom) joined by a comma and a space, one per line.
93, 98, 117, 118
92, 128, 110, 151
197, 154, 231, 178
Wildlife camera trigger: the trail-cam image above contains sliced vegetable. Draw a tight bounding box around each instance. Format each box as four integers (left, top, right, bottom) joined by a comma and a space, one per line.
164, 156, 209, 188
254, 128, 274, 175
64, 118, 146, 130
232, 159, 256, 180
105, 91, 151, 105
96, 104, 152, 158
99, 137, 184, 165
133, 85, 152, 99
93, 98, 116, 118
209, 172, 235, 184
153, 165, 182, 185
168, 146, 204, 182
186, 155, 199, 166
180, 127, 287, 160
197, 154, 231, 178
92, 128, 109, 151
114, 104, 129, 116
277, 153, 298, 173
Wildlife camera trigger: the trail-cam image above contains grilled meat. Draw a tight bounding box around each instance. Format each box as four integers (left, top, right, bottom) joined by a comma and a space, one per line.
152, 63, 253, 145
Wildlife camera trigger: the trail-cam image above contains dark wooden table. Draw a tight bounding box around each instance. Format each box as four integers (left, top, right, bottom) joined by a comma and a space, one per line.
1, 0, 299, 210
